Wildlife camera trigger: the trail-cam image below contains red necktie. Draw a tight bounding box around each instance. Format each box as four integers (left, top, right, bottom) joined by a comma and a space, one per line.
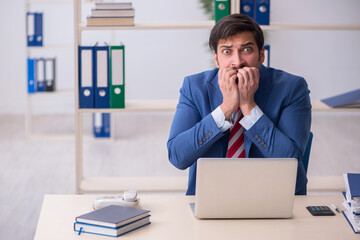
227, 108, 245, 158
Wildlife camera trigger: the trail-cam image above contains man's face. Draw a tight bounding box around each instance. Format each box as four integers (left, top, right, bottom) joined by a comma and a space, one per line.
214, 31, 264, 69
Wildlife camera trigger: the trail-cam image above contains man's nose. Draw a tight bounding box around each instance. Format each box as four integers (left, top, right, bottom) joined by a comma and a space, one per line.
231, 51, 245, 69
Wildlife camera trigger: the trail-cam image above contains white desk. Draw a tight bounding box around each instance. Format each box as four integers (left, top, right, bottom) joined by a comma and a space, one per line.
34, 194, 357, 240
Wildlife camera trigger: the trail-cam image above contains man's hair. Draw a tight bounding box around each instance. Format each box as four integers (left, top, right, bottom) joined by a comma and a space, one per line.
209, 14, 264, 54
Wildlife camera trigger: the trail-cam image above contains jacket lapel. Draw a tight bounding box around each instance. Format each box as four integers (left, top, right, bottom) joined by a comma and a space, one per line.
207, 70, 229, 157
207, 70, 223, 112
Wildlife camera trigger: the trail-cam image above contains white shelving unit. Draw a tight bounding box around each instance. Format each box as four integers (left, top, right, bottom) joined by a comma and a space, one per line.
73, 0, 360, 194
25, 0, 75, 140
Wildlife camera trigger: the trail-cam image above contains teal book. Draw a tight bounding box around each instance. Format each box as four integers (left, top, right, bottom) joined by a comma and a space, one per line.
214, 0, 230, 23
110, 45, 125, 108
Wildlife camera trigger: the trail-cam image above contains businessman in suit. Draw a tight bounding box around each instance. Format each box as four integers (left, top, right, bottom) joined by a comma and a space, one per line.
167, 14, 311, 195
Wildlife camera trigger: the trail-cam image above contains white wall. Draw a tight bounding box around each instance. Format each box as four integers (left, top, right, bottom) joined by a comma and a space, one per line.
0, 0, 359, 114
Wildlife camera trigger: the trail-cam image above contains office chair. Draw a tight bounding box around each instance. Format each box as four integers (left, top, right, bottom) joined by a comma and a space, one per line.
302, 132, 313, 175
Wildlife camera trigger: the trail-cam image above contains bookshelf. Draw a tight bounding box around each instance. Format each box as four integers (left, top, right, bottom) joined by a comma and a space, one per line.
79, 21, 360, 31
25, 0, 74, 140
73, 0, 360, 194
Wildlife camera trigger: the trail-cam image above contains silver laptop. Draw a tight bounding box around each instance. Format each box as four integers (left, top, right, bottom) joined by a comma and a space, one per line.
191, 158, 298, 219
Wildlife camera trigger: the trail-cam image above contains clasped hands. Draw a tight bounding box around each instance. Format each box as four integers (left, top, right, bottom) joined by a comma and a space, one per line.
218, 67, 259, 120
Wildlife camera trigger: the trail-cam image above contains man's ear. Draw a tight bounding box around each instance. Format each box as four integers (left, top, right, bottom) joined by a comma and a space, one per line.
259, 46, 265, 64
214, 51, 220, 68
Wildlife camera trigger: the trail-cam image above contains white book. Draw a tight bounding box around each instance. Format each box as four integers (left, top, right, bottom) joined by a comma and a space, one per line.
91, 9, 135, 17
95, 2, 132, 10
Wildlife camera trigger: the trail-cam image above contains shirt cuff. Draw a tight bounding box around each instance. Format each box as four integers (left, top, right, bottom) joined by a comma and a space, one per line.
240, 105, 263, 130
211, 106, 233, 132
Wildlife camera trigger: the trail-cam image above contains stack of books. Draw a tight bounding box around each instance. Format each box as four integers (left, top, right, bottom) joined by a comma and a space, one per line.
87, 2, 135, 26
74, 205, 151, 237
342, 173, 360, 234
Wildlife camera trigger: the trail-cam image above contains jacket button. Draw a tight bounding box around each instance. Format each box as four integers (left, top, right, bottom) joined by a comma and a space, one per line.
198, 140, 203, 145
263, 144, 267, 148
208, 132, 213, 136
260, 140, 264, 145
254, 134, 258, 138
202, 137, 206, 142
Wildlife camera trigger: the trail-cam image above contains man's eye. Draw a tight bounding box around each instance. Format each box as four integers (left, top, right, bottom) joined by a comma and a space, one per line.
222, 49, 230, 54
243, 47, 252, 53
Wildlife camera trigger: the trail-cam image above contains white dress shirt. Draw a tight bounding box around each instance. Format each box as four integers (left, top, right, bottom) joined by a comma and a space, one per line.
211, 105, 264, 132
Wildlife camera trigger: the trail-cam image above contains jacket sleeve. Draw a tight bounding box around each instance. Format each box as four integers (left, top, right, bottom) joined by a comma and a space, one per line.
245, 77, 312, 161
167, 77, 225, 170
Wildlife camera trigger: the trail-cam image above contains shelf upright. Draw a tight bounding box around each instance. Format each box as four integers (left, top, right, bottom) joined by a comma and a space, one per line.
74, 0, 82, 194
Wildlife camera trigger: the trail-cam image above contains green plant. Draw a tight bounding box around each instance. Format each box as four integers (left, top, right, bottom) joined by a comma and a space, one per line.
199, 0, 214, 20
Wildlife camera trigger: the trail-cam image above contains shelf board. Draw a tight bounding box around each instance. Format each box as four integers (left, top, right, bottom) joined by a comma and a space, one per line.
78, 21, 360, 31
28, 89, 74, 96
261, 22, 360, 31
79, 99, 178, 113
28, 133, 74, 141
307, 176, 344, 193
79, 176, 188, 194
78, 99, 359, 113
78, 175, 343, 194
27, 44, 73, 50
26, 0, 72, 4
311, 100, 360, 112
79, 21, 214, 31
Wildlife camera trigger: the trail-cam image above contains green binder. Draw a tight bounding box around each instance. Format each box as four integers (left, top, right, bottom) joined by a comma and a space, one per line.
110, 45, 125, 108
214, 0, 230, 23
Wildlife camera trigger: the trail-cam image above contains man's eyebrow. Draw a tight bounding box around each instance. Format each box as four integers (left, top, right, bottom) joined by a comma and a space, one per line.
240, 42, 255, 47
219, 44, 233, 48
219, 42, 255, 48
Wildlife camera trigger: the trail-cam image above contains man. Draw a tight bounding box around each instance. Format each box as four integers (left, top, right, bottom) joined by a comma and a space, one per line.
167, 14, 311, 195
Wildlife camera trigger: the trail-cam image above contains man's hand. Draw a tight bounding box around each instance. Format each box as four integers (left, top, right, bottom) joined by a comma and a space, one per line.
218, 68, 239, 120
237, 67, 259, 115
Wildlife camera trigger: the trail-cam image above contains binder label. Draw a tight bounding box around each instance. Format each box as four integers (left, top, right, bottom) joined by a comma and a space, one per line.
81, 50, 93, 87
96, 50, 108, 88
112, 49, 124, 85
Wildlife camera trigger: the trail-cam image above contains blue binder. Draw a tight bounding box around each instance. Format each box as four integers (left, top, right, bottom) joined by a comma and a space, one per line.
255, 0, 270, 25
36, 58, 46, 92
94, 45, 110, 108
240, 0, 254, 19
93, 113, 111, 138
93, 113, 103, 138
27, 58, 36, 93
27, 12, 43, 46
102, 113, 111, 137
79, 46, 95, 108
34, 13, 43, 46
26, 12, 36, 46
45, 58, 56, 92
348, 173, 360, 198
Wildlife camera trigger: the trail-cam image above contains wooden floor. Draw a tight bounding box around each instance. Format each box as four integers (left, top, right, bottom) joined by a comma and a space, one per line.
0, 112, 359, 240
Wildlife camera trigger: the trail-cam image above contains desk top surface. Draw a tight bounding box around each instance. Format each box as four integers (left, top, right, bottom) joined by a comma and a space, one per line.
34, 194, 357, 240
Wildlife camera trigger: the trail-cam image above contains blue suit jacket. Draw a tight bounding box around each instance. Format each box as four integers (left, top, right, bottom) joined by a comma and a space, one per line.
167, 65, 312, 195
